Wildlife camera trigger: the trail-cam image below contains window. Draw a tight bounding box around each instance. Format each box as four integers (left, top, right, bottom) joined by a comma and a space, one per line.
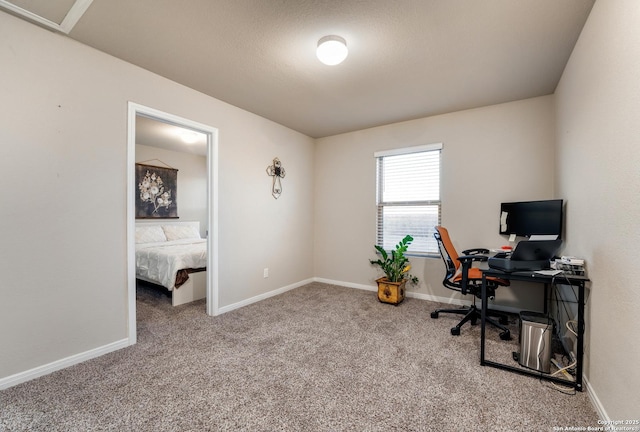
375, 143, 442, 256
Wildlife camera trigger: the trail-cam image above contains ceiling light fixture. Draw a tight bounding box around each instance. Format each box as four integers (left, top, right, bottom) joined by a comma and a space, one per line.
316, 35, 348, 66
179, 131, 201, 144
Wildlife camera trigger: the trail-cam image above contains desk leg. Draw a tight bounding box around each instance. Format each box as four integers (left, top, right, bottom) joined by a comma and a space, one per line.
544, 283, 549, 315
576, 283, 585, 391
480, 274, 487, 365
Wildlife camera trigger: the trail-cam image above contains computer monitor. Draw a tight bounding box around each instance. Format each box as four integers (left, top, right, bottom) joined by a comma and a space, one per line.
499, 199, 563, 238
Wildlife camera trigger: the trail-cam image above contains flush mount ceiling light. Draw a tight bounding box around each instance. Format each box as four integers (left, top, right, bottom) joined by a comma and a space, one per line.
178, 130, 202, 144
316, 35, 348, 66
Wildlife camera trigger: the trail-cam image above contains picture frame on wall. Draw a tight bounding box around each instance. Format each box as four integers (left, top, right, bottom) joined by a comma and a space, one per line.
135, 163, 179, 219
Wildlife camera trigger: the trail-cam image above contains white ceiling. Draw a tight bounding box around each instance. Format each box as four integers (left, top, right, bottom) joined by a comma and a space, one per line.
2, 0, 595, 140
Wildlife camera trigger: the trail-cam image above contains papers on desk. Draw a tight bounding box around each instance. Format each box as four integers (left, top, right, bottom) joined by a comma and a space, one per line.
529, 234, 559, 241
534, 269, 563, 276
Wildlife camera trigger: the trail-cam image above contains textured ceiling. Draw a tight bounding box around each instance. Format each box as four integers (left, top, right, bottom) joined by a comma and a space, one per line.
2, 0, 595, 139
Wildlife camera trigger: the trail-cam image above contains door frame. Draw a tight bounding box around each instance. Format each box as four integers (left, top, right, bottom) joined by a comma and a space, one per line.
127, 102, 220, 344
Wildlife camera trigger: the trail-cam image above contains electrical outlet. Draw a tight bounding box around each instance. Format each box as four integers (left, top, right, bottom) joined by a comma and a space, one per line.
263, 268, 269, 278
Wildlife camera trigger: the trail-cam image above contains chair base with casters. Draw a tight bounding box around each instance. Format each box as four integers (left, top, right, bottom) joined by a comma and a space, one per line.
431, 226, 512, 340
431, 299, 511, 340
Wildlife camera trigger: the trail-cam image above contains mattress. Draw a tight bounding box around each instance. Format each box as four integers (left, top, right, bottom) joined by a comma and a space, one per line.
135, 238, 207, 290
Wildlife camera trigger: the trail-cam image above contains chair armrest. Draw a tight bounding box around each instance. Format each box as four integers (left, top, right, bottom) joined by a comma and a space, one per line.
457, 254, 488, 296
457, 254, 488, 263
462, 247, 490, 255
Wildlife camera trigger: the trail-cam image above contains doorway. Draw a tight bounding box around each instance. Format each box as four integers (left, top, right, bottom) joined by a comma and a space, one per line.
127, 102, 219, 344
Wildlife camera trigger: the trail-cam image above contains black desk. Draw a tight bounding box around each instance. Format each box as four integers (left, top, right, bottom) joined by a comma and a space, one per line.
480, 268, 589, 391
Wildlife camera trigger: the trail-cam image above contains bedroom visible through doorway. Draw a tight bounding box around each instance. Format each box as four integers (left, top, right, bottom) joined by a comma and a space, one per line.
127, 103, 219, 345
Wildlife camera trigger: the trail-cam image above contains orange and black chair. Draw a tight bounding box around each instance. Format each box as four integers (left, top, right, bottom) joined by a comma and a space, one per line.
431, 226, 511, 340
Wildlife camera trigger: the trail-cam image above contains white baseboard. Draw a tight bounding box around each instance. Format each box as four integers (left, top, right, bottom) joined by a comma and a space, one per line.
1, 279, 314, 390
314, 277, 603, 420
1, 277, 604, 421
313, 277, 377, 292
0, 338, 130, 390
584, 375, 607, 421
314, 276, 474, 304
217, 278, 315, 315
313, 277, 469, 304
312, 277, 525, 314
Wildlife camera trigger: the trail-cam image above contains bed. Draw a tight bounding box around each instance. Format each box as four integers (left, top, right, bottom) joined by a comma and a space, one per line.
135, 221, 207, 306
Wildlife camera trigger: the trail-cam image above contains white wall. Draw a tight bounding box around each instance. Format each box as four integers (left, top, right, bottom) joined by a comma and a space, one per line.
314, 96, 556, 310
0, 12, 314, 380
135, 144, 207, 237
555, 0, 640, 419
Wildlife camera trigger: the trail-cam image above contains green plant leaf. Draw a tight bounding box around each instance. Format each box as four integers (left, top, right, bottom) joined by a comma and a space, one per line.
374, 244, 388, 261
370, 234, 417, 284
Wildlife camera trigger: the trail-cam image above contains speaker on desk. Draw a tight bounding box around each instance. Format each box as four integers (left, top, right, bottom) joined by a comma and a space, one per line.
518, 311, 553, 374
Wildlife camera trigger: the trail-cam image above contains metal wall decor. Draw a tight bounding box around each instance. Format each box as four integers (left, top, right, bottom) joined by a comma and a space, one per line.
266, 157, 286, 199
135, 163, 179, 218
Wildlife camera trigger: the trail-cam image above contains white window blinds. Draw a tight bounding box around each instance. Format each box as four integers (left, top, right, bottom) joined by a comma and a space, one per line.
375, 143, 442, 255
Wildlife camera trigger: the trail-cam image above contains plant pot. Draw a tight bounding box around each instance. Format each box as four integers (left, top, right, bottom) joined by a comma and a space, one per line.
376, 277, 406, 305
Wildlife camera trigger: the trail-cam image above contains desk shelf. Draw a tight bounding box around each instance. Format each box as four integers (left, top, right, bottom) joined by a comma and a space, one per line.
480, 270, 589, 392
481, 318, 580, 389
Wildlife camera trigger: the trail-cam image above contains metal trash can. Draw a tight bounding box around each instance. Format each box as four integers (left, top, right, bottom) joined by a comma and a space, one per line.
518, 311, 553, 373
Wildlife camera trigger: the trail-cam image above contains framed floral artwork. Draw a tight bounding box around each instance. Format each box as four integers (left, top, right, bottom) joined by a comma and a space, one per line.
135, 163, 178, 218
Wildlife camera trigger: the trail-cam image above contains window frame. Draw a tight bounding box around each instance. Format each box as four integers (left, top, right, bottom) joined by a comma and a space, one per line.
374, 143, 443, 257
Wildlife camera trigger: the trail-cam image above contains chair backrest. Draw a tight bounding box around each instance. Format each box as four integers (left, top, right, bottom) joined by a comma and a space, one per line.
434, 226, 461, 286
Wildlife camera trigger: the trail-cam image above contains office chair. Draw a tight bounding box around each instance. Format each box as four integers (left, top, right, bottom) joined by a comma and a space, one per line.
431, 226, 511, 340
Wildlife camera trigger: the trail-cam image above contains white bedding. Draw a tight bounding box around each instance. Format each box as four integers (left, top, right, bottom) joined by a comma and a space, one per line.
135, 238, 207, 290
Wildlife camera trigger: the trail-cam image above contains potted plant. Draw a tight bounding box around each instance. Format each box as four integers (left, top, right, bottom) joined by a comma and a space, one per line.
369, 235, 419, 305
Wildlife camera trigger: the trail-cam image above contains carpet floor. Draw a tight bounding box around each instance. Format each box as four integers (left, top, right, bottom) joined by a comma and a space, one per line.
1, 282, 598, 431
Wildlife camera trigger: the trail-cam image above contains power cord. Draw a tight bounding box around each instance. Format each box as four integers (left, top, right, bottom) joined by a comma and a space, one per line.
543, 320, 578, 394
538, 274, 584, 395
